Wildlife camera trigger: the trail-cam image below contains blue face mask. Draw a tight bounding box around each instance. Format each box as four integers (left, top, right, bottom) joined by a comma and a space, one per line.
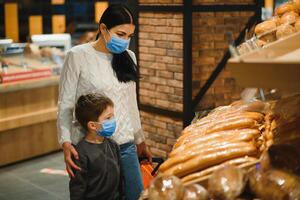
96, 118, 117, 137
105, 29, 130, 54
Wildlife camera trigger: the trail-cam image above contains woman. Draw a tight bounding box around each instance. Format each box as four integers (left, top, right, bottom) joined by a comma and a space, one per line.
57, 4, 152, 200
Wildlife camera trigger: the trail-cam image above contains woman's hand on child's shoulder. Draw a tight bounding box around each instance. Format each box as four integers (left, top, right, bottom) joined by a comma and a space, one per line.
62, 142, 81, 178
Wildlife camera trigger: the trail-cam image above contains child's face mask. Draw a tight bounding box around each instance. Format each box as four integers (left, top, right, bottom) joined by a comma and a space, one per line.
104, 29, 130, 54
95, 118, 116, 137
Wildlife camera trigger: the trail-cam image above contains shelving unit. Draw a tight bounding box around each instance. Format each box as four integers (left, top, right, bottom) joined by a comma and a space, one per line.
227, 32, 300, 92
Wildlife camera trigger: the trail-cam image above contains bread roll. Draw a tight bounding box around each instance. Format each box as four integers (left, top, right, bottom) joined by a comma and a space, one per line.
249, 169, 300, 200
275, 2, 298, 16
276, 24, 296, 39
280, 11, 299, 25
255, 21, 277, 43
268, 16, 281, 26
255, 20, 277, 35
148, 175, 184, 200
208, 165, 246, 200
183, 184, 209, 200
295, 19, 300, 31
293, 0, 300, 13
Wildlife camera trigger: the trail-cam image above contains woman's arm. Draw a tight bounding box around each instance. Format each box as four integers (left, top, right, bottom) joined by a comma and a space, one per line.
57, 50, 81, 177
57, 50, 80, 145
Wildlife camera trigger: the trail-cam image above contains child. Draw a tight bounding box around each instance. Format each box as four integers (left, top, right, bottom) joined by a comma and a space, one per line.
69, 93, 124, 200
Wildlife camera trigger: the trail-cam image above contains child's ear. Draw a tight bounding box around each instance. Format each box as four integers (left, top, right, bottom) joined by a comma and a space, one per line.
87, 121, 97, 131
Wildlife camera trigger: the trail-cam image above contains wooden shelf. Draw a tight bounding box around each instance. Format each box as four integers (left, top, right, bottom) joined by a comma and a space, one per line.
0, 107, 57, 132
0, 75, 59, 93
227, 32, 300, 92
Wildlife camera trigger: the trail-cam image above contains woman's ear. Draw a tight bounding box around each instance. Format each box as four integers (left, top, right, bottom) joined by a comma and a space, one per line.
99, 23, 107, 35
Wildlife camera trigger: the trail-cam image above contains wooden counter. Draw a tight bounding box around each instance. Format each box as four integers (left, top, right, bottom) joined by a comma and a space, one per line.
0, 76, 61, 166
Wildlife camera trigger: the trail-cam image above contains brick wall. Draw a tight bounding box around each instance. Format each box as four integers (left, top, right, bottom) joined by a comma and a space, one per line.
139, 12, 184, 112
138, 11, 184, 158
192, 11, 255, 110
138, 1, 256, 158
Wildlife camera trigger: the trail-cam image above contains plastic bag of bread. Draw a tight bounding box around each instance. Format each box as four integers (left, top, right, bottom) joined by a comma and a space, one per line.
208, 165, 246, 200
249, 167, 300, 200
279, 11, 299, 25
275, 2, 298, 16
148, 175, 184, 200
183, 184, 209, 200
276, 24, 296, 39
255, 20, 277, 43
260, 140, 300, 175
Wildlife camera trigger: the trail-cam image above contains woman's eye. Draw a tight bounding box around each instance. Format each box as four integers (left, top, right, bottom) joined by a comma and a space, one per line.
117, 33, 125, 37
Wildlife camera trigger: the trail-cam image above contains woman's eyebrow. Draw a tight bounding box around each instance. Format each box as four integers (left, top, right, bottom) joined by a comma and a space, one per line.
116, 30, 127, 34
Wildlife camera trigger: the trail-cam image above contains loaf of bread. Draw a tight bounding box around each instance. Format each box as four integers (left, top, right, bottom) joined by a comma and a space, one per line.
279, 11, 299, 25
276, 24, 296, 39
148, 175, 184, 200
275, 2, 298, 16
249, 169, 300, 200
254, 20, 277, 42
293, 0, 300, 13
208, 165, 246, 200
164, 142, 257, 177
183, 184, 209, 200
268, 16, 281, 26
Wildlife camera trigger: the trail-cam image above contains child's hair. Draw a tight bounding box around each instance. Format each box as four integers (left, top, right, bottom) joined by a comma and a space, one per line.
75, 93, 114, 131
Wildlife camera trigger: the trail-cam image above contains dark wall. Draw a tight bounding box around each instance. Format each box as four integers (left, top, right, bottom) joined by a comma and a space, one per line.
0, 0, 137, 53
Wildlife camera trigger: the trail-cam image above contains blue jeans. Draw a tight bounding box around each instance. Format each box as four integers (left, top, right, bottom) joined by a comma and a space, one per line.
120, 142, 144, 200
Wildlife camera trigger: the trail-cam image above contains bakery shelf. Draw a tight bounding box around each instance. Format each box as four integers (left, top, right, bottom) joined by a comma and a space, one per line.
227, 31, 300, 92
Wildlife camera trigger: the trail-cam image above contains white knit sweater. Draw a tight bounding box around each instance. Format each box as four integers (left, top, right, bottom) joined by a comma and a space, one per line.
57, 43, 145, 145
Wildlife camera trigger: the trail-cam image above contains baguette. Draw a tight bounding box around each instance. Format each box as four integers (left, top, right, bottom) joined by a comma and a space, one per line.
163, 132, 258, 172
164, 142, 257, 177
175, 114, 262, 148
169, 129, 260, 158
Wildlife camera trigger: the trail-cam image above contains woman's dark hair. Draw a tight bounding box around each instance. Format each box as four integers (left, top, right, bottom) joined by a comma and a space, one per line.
96, 4, 138, 83
75, 93, 114, 131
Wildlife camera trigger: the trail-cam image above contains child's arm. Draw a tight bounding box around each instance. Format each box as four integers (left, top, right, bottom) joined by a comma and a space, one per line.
69, 152, 88, 200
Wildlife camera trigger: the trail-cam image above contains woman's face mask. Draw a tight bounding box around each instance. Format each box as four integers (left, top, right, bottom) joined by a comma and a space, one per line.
104, 29, 130, 54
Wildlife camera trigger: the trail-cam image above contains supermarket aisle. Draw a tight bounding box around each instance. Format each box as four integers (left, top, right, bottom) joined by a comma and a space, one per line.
0, 152, 69, 200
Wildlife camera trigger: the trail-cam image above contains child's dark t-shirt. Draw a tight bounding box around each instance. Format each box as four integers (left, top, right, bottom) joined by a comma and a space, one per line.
69, 138, 124, 200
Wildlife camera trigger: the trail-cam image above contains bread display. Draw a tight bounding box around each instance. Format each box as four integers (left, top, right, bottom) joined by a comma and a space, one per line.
159, 101, 272, 180
238, 1, 300, 51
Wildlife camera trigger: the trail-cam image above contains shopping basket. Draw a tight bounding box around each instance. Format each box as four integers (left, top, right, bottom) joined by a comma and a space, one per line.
139, 157, 164, 189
